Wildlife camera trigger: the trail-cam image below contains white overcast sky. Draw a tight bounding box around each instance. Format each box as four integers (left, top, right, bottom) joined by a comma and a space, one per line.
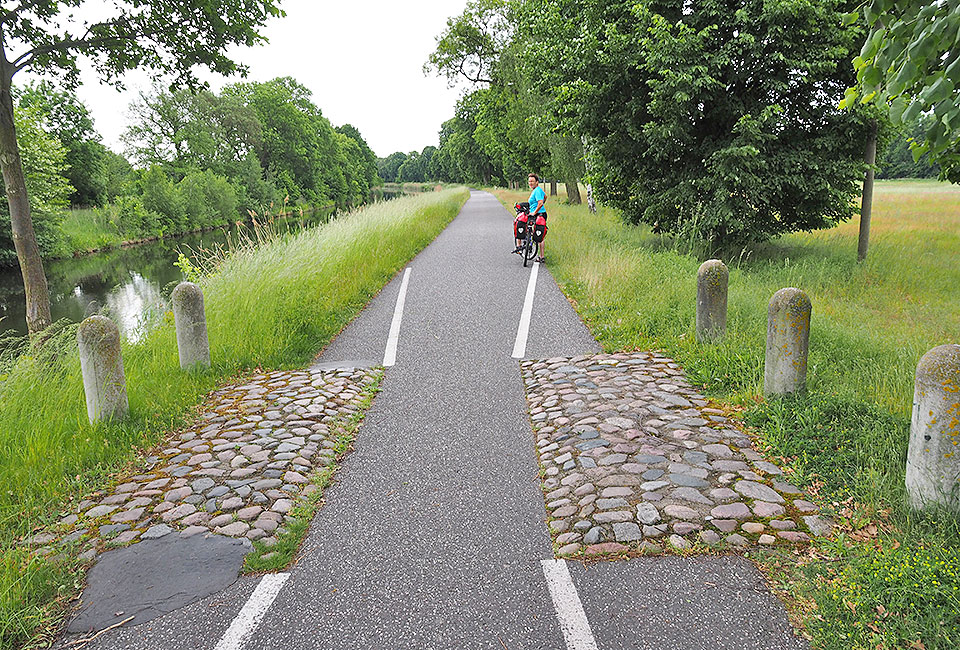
22, 0, 470, 158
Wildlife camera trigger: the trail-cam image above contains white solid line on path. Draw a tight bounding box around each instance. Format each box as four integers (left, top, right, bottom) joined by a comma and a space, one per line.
383, 267, 412, 367
541, 559, 600, 650
213, 573, 290, 650
512, 262, 539, 359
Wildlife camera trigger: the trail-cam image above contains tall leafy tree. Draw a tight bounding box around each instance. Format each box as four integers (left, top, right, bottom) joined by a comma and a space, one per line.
518, 0, 877, 247
428, 0, 572, 195
378, 152, 407, 182
16, 81, 106, 206
0, 105, 72, 264
0, 0, 283, 336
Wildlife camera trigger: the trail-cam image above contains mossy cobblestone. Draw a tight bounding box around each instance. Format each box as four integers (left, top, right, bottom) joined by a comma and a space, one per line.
23, 365, 379, 562
521, 351, 832, 557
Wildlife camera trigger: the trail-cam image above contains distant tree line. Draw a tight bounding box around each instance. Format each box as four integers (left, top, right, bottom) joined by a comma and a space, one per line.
0, 77, 380, 265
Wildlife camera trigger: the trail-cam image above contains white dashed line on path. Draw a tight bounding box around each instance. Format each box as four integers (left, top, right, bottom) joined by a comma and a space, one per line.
214, 573, 290, 650
541, 559, 600, 650
383, 267, 412, 367
512, 262, 539, 359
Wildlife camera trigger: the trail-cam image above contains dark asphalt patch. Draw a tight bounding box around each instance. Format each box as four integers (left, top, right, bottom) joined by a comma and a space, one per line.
67, 533, 251, 634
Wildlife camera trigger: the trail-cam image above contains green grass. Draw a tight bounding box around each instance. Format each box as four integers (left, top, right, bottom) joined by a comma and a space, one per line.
0, 188, 469, 649
57, 208, 123, 253
494, 179, 960, 649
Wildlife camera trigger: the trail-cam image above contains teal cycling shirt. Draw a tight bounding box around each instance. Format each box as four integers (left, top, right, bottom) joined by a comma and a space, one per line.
528, 186, 546, 214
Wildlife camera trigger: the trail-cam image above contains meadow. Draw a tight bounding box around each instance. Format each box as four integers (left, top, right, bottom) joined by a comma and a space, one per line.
0, 188, 469, 648
496, 179, 960, 649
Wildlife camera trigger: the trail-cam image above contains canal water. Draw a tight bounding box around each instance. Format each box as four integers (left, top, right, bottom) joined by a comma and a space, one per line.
0, 210, 335, 345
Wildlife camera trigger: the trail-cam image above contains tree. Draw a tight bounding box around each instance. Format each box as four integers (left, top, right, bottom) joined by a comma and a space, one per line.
16, 81, 107, 206
378, 152, 407, 182
516, 0, 877, 248
0, 0, 283, 336
428, 0, 571, 193
336, 124, 380, 189
425, 0, 512, 85
847, 0, 960, 181
0, 105, 72, 264
123, 87, 263, 179
233, 77, 347, 207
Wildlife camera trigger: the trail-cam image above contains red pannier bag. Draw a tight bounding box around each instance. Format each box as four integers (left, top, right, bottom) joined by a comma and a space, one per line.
533, 214, 547, 242
514, 212, 528, 239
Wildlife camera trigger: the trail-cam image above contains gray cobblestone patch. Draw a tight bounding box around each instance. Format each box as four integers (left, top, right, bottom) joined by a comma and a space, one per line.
522, 352, 833, 557
30, 366, 378, 563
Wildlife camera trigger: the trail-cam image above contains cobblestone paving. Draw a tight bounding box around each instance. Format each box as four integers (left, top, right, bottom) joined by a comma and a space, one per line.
521, 352, 833, 557
27, 366, 379, 560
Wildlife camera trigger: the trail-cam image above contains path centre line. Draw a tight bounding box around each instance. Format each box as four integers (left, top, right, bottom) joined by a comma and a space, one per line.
511, 261, 539, 359
383, 267, 412, 367
213, 573, 290, 650
541, 559, 600, 650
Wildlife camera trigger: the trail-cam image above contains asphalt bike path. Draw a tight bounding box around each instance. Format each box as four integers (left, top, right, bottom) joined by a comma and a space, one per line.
69, 191, 804, 649
253, 190, 599, 649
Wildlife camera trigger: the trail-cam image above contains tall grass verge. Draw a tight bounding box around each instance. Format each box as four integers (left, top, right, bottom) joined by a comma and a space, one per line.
494, 180, 960, 649
0, 187, 468, 648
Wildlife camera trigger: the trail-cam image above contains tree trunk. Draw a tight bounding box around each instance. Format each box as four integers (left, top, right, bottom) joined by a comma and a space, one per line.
586, 183, 597, 213
0, 64, 52, 336
858, 120, 878, 263
565, 177, 581, 204
549, 179, 557, 196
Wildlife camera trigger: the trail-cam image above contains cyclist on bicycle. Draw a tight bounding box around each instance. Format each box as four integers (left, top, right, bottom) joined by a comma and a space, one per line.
513, 172, 547, 262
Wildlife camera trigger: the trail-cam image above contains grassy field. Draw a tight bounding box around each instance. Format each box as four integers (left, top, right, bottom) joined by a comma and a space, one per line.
0, 188, 469, 649
495, 179, 960, 649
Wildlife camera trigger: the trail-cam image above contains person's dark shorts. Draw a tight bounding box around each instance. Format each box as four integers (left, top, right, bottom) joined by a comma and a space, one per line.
532, 211, 547, 222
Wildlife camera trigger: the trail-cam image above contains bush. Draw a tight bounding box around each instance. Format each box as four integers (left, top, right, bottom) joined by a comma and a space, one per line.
139, 167, 184, 234
178, 170, 237, 230
112, 195, 158, 240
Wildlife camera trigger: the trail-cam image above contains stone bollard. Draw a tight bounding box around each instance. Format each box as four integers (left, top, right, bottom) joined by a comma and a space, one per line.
696, 259, 728, 341
77, 316, 129, 424
906, 344, 960, 510
172, 282, 211, 370
764, 288, 811, 395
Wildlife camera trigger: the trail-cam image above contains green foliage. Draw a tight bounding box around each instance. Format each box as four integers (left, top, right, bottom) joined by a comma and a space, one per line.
178, 170, 238, 229
16, 82, 108, 207
849, 0, 960, 181
426, 0, 562, 186
102, 149, 136, 202
0, 1, 284, 92
139, 167, 183, 234
513, 0, 877, 247
378, 152, 407, 183
0, 106, 73, 263
425, 0, 512, 85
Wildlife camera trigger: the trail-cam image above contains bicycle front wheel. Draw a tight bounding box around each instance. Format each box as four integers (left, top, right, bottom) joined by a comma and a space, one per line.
523, 235, 538, 266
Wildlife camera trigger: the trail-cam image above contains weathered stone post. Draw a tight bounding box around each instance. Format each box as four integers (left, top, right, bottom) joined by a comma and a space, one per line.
77, 316, 128, 423
764, 288, 811, 395
696, 259, 728, 341
172, 282, 210, 370
906, 344, 960, 510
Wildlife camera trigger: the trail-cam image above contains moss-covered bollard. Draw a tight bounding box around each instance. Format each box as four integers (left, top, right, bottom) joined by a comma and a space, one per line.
172, 282, 210, 370
696, 259, 728, 341
77, 316, 128, 423
906, 344, 960, 510
764, 288, 811, 395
